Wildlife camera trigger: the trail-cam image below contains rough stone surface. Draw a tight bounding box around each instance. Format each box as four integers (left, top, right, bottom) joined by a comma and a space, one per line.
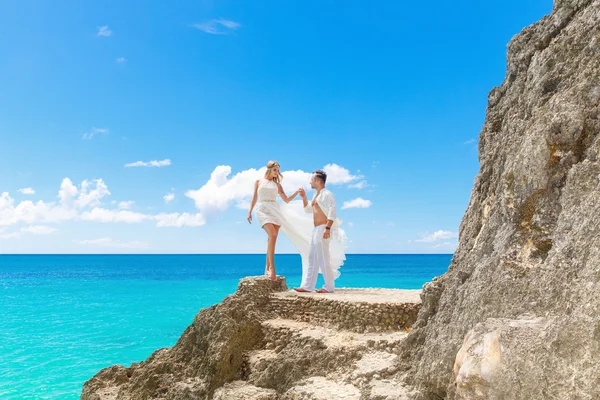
398, 0, 600, 399
267, 289, 421, 333
81, 277, 420, 399
213, 381, 277, 400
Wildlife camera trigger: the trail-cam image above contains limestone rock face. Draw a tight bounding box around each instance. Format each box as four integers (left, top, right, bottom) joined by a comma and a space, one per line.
398, 0, 600, 398
81, 278, 421, 399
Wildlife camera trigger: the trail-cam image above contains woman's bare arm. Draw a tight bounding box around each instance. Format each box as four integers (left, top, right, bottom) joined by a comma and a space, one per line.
247, 180, 259, 223
277, 183, 299, 204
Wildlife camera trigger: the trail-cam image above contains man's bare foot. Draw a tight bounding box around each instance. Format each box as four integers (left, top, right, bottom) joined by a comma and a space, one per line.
315, 288, 332, 293
293, 287, 310, 292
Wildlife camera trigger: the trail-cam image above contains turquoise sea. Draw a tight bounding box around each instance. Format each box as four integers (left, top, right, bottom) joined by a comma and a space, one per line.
0, 254, 451, 399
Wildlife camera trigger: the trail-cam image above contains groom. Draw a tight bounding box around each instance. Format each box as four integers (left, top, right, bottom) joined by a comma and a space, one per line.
294, 169, 337, 293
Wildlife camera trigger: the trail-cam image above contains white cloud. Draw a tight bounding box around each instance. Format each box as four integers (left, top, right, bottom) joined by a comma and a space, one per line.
125, 159, 171, 168
185, 166, 264, 216
431, 242, 456, 248
76, 179, 110, 208
76, 237, 149, 249
193, 19, 241, 35
1, 179, 204, 230
116, 57, 126, 63
80, 208, 149, 224
342, 198, 372, 209
18, 187, 35, 195
0, 231, 22, 239
97, 26, 112, 37
348, 180, 370, 189
154, 212, 205, 227
416, 230, 458, 243
1, 191, 76, 226
236, 199, 251, 210
464, 138, 476, 145
82, 127, 108, 140
386, 221, 396, 227
347, 222, 354, 227
0, 224, 57, 239
163, 193, 175, 204
118, 201, 134, 210
22, 225, 58, 235
185, 163, 362, 218
323, 164, 361, 184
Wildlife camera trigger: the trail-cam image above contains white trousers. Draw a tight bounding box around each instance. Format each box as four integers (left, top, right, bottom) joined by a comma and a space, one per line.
300, 225, 335, 292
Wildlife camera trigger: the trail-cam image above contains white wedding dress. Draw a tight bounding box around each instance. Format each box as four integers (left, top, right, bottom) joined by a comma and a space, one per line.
254, 179, 347, 279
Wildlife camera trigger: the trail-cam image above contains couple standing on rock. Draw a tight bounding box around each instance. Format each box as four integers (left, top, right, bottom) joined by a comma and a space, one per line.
247, 161, 347, 293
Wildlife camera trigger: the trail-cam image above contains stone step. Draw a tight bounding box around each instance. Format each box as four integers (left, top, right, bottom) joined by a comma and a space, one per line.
261, 318, 408, 353
282, 377, 361, 400
266, 289, 421, 333
241, 318, 408, 392
213, 380, 277, 400
367, 379, 414, 400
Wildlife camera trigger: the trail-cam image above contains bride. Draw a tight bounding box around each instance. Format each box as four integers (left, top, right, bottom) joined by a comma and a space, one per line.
247, 161, 346, 282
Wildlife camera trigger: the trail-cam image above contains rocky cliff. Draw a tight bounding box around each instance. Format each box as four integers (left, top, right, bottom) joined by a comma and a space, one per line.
80, 278, 422, 399
398, 0, 600, 398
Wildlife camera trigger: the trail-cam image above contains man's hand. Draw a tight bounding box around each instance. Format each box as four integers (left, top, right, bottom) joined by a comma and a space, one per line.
323, 229, 331, 239
298, 188, 307, 199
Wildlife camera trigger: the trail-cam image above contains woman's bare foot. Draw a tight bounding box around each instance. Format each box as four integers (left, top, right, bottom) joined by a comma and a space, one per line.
293, 287, 310, 292
269, 269, 277, 281
315, 288, 332, 293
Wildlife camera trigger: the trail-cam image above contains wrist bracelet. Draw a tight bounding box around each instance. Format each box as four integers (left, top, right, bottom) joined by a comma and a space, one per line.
325, 227, 331, 230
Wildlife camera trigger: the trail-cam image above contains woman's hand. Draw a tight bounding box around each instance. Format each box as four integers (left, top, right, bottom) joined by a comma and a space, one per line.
247, 212, 252, 224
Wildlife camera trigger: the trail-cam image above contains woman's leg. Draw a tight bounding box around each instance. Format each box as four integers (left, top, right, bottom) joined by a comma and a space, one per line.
262, 223, 279, 280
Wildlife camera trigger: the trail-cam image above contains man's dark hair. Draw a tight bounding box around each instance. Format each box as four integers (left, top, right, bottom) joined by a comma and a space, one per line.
313, 169, 327, 184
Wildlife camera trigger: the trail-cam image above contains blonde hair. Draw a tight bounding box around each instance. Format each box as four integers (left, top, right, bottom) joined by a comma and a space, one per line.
264, 160, 283, 184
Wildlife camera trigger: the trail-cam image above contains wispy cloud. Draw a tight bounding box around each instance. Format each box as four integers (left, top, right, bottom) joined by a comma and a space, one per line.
341, 198, 372, 209
163, 193, 175, 204
82, 127, 108, 140
193, 19, 241, 35
0, 231, 22, 239
464, 138, 476, 145
125, 159, 171, 168
0, 225, 57, 239
22, 225, 58, 235
431, 241, 456, 248
18, 187, 35, 195
76, 237, 149, 249
97, 26, 112, 37
348, 180, 370, 189
116, 57, 126, 63
118, 201, 134, 210
415, 230, 458, 243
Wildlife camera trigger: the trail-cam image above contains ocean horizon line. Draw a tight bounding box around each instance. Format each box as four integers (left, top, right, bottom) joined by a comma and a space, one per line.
0, 253, 454, 256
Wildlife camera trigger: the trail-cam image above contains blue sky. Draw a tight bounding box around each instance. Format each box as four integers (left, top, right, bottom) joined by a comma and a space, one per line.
0, 0, 552, 254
